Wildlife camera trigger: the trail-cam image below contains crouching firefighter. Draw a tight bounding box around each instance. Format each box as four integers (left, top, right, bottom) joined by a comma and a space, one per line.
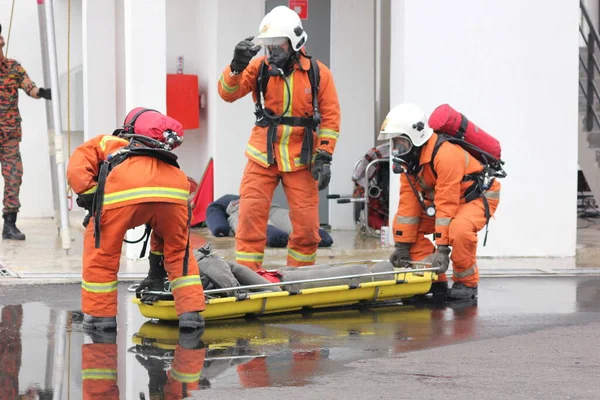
217, 5, 341, 271
67, 107, 205, 331
381, 103, 504, 300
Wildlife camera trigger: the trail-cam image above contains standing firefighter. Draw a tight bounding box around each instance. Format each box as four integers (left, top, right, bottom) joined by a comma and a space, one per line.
0, 23, 52, 240
382, 103, 503, 300
218, 6, 341, 271
67, 108, 205, 331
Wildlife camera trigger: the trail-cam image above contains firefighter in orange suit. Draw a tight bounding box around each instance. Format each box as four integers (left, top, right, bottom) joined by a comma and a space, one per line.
381, 103, 501, 300
67, 130, 205, 331
82, 331, 119, 400
218, 5, 341, 271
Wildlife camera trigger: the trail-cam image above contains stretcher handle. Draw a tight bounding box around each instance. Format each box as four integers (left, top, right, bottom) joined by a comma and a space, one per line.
337, 198, 365, 204
327, 194, 341, 199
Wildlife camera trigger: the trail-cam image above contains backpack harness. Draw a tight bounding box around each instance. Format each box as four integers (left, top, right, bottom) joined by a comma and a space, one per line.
86, 108, 191, 272
253, 56, 321, 167
395, 126, 507, 246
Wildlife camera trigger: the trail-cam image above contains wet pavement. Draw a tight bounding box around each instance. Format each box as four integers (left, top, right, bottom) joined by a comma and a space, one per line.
0, 277, 599, 399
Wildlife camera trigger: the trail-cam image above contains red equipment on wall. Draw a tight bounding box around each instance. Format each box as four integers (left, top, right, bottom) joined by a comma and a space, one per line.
166, 74, 200, 130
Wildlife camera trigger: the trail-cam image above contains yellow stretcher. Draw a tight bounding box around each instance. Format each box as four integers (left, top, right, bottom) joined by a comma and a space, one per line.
130, 260, 438, 323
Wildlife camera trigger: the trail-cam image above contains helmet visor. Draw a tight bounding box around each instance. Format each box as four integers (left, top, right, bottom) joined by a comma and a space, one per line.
255, 36, 288, 46
392, 136, 413, 157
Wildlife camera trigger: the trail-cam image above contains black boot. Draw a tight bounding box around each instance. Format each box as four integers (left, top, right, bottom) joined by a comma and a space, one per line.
447, 282, 478, 300
2, 212, 25, 240
83, 314, 117, 331
136, 252, 167, 304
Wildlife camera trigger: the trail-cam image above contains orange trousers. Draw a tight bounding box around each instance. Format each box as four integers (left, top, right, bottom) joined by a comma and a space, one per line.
82, 202, 205, 317
160, 345, 206, 399
82, 342, 119, 400
235, 160, 320, 270
409, 186, 500, 287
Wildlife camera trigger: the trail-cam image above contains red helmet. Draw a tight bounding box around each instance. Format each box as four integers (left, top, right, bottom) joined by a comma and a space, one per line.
118, 107, 185, 149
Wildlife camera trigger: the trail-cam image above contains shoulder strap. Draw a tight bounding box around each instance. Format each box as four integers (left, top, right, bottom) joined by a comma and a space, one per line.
430, 134, 450, 179
308, 58, 321, 121
255, 60, 269, 105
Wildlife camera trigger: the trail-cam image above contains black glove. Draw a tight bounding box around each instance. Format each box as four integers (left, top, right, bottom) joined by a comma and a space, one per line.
311, 150, 332, 191
431, 245, 451, 273
38, 87, 52, 100
231, 36, 262, 73
136, 277, 167, 305
389, 242, 412, 268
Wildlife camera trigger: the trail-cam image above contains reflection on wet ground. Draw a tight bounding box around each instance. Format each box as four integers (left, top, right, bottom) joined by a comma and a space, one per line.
0, 277, 599, 399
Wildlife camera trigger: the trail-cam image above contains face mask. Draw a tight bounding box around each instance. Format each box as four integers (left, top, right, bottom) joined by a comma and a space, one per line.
267, 45, 292, 70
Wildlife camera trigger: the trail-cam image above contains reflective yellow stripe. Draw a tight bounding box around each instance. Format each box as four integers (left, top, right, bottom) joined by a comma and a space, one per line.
150, 250, 164, 256
436, 217, 452, 227
99, 136, 128, 151
170, 275, 202, 291
246, 144, 269, 166
288, 248, 317, 263
83, 186, 97, 194
318, 128, 339, 140
397, 215, 420, 225
170, 369, 202, 383
279, 72, 294, 172
236, 251, 264, 262
219, 74, 239, 93
82, 369, 117, 381
82, 279, 118, 294
103, 187, 188, 205
485, 190, 500, 200
463, 150, 470, 169
454, 264, 477, 279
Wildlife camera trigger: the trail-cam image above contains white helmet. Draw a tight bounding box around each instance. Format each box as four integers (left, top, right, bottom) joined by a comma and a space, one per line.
255, 6, 307, 52
378, 103, 433, 147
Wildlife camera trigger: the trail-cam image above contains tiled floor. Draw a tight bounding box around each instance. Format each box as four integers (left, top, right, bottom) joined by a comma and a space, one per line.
1, 211, 599, 282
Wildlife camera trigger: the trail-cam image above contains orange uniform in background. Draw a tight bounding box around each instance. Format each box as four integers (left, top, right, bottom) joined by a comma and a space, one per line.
393, 132, 501, 287
82, 339, 119, 400
161, 345, 206, 399
67, 134, 205, 318
219, 54, 340, 271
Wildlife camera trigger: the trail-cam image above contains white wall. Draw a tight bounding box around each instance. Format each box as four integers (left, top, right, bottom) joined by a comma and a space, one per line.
389, 0, 580, 257
329, 0, 376, 229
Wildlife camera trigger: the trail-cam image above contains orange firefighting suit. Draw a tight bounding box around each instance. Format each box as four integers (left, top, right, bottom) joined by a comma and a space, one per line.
67, 134, 205, 317
82, 339, 119, 399
218, 53, 341, 270
393, 133, 501, 287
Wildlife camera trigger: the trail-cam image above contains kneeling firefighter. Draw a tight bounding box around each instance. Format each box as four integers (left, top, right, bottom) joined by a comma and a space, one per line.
381, 103, 503, 300
67, 108, 205, 331
218, 5, 341, 271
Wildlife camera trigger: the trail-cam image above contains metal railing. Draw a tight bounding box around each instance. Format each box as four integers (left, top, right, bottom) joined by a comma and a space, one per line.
580, 0, 600, 131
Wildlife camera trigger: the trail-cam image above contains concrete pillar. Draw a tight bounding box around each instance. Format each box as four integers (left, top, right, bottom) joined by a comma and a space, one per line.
119, 0, 167, 259
329, 0, 376, 229
82, 0, 117, 140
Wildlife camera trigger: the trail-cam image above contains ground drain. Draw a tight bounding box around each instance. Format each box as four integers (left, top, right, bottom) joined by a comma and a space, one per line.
0, 263, 19, 278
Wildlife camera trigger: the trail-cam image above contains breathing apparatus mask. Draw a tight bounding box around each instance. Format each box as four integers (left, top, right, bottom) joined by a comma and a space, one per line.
263, 37, 296, 73
392, 135, 422, 176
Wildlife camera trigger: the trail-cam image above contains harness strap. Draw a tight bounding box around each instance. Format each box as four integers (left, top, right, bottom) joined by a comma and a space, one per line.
94, 161, 110, 249
266, 124, 278, 165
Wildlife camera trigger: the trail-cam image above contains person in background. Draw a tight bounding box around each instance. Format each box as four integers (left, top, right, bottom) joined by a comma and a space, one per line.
0, 23, 52, 240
